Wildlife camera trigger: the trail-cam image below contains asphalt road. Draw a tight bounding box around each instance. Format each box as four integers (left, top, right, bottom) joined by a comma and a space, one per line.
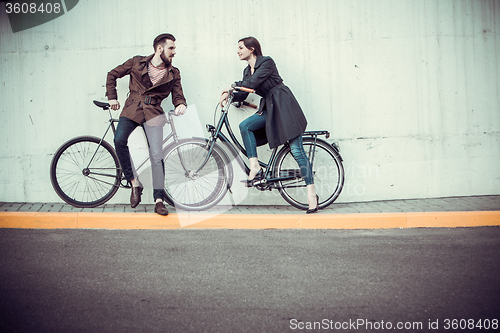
0, 227, 499, 332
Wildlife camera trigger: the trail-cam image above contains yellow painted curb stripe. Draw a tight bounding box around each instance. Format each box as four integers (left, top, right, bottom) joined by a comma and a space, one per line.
406, 211, 500, 228
0, 211, 499, 230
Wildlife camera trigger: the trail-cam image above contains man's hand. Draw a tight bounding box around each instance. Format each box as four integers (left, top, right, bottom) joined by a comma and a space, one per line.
174, 104, 187, 116
109, 99, 120, 111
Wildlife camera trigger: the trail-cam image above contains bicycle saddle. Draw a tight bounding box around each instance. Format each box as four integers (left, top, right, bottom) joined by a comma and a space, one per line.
93, 100, 110, 110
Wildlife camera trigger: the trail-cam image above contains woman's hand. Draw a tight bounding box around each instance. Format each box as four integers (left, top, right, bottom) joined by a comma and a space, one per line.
219, 90, 231, 107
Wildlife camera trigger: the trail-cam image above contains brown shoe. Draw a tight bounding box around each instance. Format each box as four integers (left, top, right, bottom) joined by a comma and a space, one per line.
154, 201, 169, 216
130, 186, 143, 208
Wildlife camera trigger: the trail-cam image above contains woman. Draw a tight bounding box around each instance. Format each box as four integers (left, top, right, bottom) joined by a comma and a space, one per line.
219, 37, 319, 213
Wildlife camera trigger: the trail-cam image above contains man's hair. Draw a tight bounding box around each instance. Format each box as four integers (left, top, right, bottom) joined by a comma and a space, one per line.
153, 33, 176, 52
238, 37, 263, 56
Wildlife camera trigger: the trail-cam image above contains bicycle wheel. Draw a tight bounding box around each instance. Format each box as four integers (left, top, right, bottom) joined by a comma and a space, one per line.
163, 138, 232, 211
274, 138, 344, 210
50, 136, 121, 208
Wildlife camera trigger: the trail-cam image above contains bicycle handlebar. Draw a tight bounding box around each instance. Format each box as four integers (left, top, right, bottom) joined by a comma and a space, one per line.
241, 101, 258, 109
228, 86, 258, 109
232, 86, 255, 94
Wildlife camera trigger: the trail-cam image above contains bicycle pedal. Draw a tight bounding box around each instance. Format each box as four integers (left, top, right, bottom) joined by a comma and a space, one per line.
252, 179, 267, 186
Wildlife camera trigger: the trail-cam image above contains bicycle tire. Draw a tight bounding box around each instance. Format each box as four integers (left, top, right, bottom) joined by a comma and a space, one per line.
50, 136, 121, 208
162, 138, 232, 211
274, 138, 344, 210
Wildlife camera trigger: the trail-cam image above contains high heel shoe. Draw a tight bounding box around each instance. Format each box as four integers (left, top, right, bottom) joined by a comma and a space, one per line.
241, 168, 264, 187
306, 195, 320, 214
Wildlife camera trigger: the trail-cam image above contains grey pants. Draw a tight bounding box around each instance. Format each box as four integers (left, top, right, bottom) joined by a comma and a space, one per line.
114, 117, 165, 200
143, 122, 164, 195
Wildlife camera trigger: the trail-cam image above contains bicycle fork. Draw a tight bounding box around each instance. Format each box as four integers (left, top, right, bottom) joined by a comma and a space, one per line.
191, 137, 218, 174
191, 109, 229, 174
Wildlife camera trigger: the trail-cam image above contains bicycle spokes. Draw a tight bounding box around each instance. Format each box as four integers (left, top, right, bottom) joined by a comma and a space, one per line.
163, 139, 231, 211
50, 137, 121, 208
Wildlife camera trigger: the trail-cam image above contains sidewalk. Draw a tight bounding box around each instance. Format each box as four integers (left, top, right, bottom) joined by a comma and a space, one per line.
1, 195, 499, 230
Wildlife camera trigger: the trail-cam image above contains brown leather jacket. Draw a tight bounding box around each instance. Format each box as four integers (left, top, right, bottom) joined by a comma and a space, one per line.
106, 54, 186, 124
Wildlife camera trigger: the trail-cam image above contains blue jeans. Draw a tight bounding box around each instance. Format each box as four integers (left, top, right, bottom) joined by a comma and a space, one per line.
288, 135, 314, 185
239, 111, 267, 159
239, 112, 314, 185
114, 117, 165, 200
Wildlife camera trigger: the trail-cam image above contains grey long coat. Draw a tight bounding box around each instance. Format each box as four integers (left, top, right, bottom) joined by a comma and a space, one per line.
233, 56, 307, 149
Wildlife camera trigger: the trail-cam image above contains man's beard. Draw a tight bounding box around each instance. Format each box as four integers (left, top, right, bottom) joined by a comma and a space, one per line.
160, 53, 172, 66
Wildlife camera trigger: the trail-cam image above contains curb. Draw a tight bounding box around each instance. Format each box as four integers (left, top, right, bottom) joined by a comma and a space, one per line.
1, 211, 499, 230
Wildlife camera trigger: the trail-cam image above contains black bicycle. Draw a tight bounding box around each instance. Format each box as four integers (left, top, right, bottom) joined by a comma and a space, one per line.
162, 87, 344, 211
50, 101, 182, 208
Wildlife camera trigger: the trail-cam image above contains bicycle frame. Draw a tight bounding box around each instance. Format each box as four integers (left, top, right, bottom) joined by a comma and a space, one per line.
200, 92, 329, 190
87, 108, 180, 189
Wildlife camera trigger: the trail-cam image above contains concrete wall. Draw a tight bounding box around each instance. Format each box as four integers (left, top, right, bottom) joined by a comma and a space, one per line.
0, 0, 499, 206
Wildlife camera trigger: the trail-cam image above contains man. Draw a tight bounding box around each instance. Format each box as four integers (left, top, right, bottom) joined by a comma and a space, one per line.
106, 33, 187, 216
